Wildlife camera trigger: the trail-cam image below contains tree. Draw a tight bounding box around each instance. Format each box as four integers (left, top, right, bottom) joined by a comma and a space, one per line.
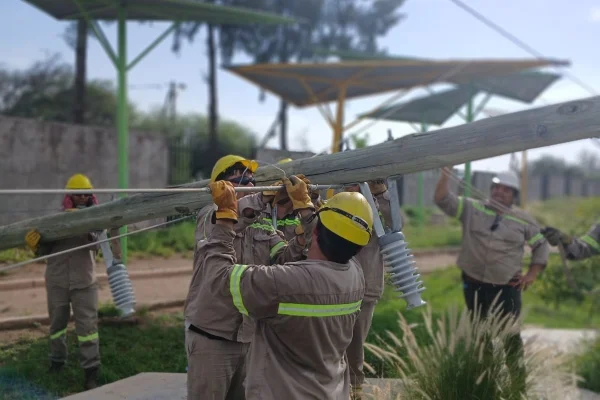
172, 2, 220, 170
133, 109, 258, 181
219, 0, 407, 149
0, 54, 138, 126
63, 20, 92, 124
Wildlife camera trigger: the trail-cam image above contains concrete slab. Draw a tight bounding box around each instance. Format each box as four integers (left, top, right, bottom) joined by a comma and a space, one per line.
59, 373, 600, 400
61, 373, 186, 400
521, 328, 598, 353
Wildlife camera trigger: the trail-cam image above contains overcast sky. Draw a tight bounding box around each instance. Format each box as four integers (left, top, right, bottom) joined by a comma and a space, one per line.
3, 0, 600, 172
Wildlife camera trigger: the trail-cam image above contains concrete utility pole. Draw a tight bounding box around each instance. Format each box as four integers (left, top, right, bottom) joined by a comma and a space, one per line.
0, 96, 598, 250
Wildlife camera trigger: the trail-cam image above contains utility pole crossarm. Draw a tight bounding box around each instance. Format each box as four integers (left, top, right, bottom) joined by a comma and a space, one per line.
0, 96, 599, 251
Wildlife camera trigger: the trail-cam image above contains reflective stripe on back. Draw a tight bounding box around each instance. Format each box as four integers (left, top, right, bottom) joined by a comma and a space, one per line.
277, 300, 362, 317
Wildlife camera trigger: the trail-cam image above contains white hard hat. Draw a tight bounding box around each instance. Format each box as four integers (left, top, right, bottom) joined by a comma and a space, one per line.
492, 171, 520, 192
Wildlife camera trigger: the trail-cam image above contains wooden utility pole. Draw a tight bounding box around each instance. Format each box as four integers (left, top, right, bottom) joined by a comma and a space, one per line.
1, 96, 599, 251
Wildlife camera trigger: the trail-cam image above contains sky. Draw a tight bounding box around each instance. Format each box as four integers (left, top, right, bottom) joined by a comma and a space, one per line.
2, 0, 600, 173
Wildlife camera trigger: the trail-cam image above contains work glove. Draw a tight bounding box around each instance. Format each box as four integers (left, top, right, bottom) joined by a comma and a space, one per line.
65, 208, 78, 212
25, 229, 41, 253
262, 180, 283, 200
541, 226, 572, 246
209, 181, 238, 223
283, 176, 314, 211
369, 179, 387, 196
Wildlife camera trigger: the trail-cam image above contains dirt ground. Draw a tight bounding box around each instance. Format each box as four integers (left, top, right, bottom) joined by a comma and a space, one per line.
0, 251, 459, 336
0, 255, 193, 281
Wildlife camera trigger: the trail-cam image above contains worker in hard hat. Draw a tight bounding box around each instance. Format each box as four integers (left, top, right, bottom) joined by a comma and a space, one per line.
343, 179, 403, 399
434, 167, 549, 392
541, 222, 600, 260
196, 175, 371, 399
186, 155, 312, 399
23, 173, 117, 390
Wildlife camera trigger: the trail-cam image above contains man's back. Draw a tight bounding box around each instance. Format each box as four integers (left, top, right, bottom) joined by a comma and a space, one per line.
236, 257, 365, 400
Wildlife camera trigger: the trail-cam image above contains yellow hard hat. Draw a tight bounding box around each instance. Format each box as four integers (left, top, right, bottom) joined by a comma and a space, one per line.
318, 192, 373, 246
210, 155, 259, 183
65, 174, 93, 190
277, 158, 293, 164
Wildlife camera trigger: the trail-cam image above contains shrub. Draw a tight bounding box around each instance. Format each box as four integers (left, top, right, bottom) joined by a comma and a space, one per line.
531, 255, 600, 313
364, 304, 576, 400
574, 335, 600, 393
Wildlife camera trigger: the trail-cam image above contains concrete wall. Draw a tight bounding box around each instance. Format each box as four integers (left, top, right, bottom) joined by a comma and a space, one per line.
0, 116, 168, 226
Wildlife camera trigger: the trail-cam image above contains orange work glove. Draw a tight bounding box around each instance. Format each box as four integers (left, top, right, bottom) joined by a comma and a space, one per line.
262, 180, 288, 205
283, 176, 314, 210
209, 181, 238, 222
368, 179, 387, 195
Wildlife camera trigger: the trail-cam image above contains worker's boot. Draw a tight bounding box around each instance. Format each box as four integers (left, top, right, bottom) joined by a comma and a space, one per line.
48, 361, 64, 373
84, 366, 100, 390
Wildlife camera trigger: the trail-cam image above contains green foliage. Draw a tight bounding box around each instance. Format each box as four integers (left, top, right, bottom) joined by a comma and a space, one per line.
0, 313, 186, 398
531, 255, 600, 313
528, 196, 600, 235
348, 133, 369, 150
133, 110, 258, 182
574, 335, 600, 393
0, 54, 139, 126
126, 220, 197, 257
402, 224, 462, 249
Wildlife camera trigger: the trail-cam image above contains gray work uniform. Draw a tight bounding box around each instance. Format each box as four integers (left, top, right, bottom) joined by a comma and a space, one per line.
198, 223, 365, 400
37, 228, 101, 370
347, 190, 398, 387
435, 192, 549, 285
185, 198, 313, 400
238, 193, 302, 241
565, 222, 600, 260
435, 191, 549, 391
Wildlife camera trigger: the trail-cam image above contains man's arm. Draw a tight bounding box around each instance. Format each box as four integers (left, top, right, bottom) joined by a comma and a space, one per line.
541, 223, 600, 261
204, 179, 289, 320
434, 167, 466, 221
567, 223, 600, 260
516, 222, 550, 290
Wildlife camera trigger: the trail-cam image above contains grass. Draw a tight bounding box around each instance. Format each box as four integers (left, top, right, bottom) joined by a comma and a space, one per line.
0, 312, 186, 399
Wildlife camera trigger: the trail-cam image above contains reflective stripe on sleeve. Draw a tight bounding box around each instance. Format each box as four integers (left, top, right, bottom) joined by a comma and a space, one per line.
527, 233, 544, 246
269, 241, 286, 259
230, 264, 249, 315
456, 196, 464, 219
581, 235, 600, 252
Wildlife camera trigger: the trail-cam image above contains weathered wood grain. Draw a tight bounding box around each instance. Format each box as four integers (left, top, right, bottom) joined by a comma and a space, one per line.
0, 96, 599, 251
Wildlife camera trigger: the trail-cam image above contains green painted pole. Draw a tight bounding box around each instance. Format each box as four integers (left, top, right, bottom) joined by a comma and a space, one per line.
117, 6, 129, 263
417, 122, 428, 232
464, 96, 474, 198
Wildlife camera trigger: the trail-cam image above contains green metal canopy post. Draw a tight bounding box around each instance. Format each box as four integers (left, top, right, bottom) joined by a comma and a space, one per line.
463, 97, 474, 198
461, 91, 492, 199
49, 0, 295, 264
117, 6, 129, 263
417, 122, 429, 232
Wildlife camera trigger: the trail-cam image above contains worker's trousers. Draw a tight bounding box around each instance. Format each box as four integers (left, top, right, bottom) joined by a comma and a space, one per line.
347, 300, 378, 388
462, 274, 525, 392
185, 328, 249, 400
46, 283, 100, 370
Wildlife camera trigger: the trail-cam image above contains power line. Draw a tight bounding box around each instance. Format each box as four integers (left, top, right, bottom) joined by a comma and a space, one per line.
448, 0, 598, 96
